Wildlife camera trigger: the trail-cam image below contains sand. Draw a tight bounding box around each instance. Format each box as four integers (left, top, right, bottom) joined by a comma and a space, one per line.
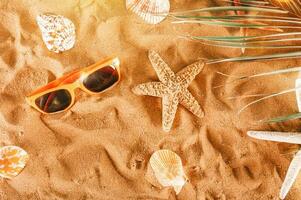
1, 0, 301, 199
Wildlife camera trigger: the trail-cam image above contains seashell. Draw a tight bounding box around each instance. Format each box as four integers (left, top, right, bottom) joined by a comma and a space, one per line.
0, 146, 29, 179
36, 14, 76, 53
149, 149, 187, 194
296, 75, 301, 112
126, 0, 170, 24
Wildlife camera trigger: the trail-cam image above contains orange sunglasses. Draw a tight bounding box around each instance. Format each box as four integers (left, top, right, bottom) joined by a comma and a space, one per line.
26, 57, 120, 114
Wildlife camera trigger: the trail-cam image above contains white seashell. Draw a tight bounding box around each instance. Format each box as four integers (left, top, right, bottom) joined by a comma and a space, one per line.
295, 76, 301, 112
149, 149, 187, 194
0, 146, 29, 179
36, 14, 76, 53
126, 0, 170, 24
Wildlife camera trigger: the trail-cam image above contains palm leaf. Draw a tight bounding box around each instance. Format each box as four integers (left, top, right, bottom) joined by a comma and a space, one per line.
170, 0, 301, 60
265, 112, 301, 123
206, 51, 301, 64
214, 66, 301, 88
223, 0, 277, 8
190, 32, 301, 41
196, 42, 301, 49
172, 14, 301, 21
268, 0, 301, 17
171, 6, 288, 14
238, 87, 299, 114
240, 0, 270, 4
170, 1, 301, 52
173, 20, 301, 30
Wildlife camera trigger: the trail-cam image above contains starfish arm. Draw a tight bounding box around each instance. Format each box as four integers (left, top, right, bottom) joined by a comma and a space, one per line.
148, 50, 175, 84
132, 82, 167, 97
176, 61, 204, 88
179, 89, 204, 118
247, 131, 301, 144
280, 150, 301, 200
162, 94, 179, 132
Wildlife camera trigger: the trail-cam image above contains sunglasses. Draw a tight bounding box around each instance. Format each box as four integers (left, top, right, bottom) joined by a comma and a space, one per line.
26, 57, 120, 114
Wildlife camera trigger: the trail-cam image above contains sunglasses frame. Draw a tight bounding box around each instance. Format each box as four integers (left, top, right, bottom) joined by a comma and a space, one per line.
26, 57, 120, 114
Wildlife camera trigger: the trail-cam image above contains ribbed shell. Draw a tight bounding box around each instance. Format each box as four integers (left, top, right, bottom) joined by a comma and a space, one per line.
126, 0, 170, 24
36, 14, 76, 53
149, 149, 187, 194
0, 146, 29, 179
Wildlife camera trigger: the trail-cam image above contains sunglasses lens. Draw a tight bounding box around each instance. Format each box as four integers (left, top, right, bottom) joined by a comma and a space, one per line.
83, 65, 119, 93
35, 89, 72, 113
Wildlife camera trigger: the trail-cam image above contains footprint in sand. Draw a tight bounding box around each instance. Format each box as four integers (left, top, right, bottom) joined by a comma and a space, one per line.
127, 140, 151, 171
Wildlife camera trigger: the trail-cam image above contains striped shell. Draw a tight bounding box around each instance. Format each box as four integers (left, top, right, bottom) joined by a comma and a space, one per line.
149, 150, 187, 194
36, 14, 76, 53
0, 146, 29, 179
126, 0, 170, 24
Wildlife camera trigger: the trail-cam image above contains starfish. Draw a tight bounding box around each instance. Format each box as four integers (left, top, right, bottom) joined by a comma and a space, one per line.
246, 73, 301, 199
248, 130, 301, 200
132, 50, 204, 132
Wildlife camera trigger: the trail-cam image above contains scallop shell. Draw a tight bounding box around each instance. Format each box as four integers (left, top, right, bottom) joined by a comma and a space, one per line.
126, 0, 170, 24
36, 14, 76, 53
149, 149, 187, 194
0, 146, 29, 179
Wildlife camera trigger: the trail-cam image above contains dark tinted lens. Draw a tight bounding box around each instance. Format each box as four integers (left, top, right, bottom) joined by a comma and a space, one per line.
35, 89, 72, 113
83, 66, 119, 93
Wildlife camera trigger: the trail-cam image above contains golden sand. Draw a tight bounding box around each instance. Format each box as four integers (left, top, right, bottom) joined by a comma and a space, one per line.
1, 0, 301, 199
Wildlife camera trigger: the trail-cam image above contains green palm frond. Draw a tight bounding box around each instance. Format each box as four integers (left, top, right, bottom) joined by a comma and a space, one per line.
170, 6, 288, 14
170, 0, 301, 58
206, 51, 301, 64
265, 112, 301, 123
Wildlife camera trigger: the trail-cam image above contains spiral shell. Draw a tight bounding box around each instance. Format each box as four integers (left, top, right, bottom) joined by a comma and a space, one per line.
149, 149, 187, 194
0, 146, 29, 179
126, 0, 170, 24
36, 14, 76, 53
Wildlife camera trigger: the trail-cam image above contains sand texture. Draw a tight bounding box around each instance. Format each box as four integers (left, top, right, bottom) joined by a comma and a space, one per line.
1, 0, 301, 199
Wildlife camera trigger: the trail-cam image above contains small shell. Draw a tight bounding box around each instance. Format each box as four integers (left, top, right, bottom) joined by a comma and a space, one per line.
36, 14, 76, 53
0, 146, 29, 179
126, 0, 170, 24
295, 76, 301, 112
149, 149, 187, 194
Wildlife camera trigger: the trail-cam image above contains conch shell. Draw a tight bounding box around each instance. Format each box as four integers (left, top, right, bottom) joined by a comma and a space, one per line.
0, 146, 29, 179
126, 0, 170, 24
149, 149, 187, 194
36, 14, 76, 53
